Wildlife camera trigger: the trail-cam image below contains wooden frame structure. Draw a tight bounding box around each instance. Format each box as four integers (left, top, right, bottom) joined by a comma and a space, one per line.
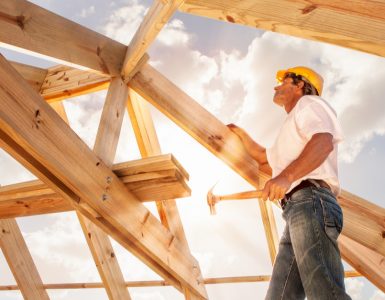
0, 0, 384, 299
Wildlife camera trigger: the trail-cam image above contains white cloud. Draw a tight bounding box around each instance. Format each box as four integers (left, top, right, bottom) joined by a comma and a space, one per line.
370, 290, 385, 300
157, 19, 190, 46
345, 278, 364, 299
20, 213, 100, 283
79, 5, 95, 18
103, 0, 146, 44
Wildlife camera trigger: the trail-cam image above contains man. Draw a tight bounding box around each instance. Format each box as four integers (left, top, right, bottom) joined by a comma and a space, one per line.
228, 67, 351, 300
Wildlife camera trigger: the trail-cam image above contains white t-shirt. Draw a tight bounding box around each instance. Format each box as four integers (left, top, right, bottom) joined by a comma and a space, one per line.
266, 95, 343, 196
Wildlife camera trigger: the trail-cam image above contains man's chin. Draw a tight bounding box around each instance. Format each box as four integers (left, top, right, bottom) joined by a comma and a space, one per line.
273, 97, 283, 106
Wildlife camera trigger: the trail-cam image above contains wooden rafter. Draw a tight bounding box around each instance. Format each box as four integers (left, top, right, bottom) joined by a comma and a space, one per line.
51, 81, 132, 299
129, 63, 280, 263
0, 55, 206, 299
0, 219, 49, 299
121, 0, 184, 79
340, 235, 385, 292
127, 89, 207, 299
0, 0, 126, 75
179, 0, 385, 57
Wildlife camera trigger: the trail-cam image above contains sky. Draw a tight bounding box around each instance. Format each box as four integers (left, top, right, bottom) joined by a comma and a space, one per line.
0, 0, 385, 299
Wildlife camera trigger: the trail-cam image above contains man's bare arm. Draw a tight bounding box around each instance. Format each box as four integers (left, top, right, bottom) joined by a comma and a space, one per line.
227, 124, 272, 173
261, 132, 334, 201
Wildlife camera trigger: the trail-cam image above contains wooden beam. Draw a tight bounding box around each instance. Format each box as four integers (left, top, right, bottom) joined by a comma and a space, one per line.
0, 219, 49, 299
127, 90, 189, 244
0, 54, 206, 299
127, 89, 207, 299
10, 61, 47, 92
338, 190, 385, 257
41, 65, 110, 103
51, 85, 132, 300
0, 270, 362, 290
339, 235, 385, 292
0, 0, 126, 75
0, 154, 191, 219
130, 63, 279, 263
179, 0, 385, 57
121, 0, 184, 79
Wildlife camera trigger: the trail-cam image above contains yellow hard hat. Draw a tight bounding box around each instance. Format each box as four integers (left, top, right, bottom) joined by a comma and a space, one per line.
276, 66, 324, 96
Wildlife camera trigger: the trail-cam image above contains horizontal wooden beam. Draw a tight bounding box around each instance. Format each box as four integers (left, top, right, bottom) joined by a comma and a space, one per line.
180, 0, 385, 57
0, 154, 191, 219
0, 0, 126, 75
0, 55, 206, 299
40, 65, 110, 103
9, 61, 110, 103
0, 271, 361, 290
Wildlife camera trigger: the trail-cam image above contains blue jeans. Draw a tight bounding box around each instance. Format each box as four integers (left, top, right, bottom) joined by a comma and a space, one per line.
265, 186, 351, 300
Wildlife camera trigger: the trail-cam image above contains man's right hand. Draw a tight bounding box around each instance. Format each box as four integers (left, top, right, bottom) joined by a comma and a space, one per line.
227, 123, 246, 139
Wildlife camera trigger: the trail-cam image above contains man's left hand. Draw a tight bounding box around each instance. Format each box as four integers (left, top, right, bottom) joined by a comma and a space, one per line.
260, 174, 292, 201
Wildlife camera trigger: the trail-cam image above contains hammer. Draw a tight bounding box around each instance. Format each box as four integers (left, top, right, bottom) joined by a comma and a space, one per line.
207, 186, 263, 215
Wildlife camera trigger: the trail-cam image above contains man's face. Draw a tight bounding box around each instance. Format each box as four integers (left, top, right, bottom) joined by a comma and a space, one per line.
273, 77, 298, 107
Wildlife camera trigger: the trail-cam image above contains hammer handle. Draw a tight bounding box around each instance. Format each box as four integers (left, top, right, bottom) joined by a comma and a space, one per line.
219, 190, 262, 201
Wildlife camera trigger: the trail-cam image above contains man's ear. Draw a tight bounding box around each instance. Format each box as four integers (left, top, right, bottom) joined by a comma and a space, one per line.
296, 80, 305, 93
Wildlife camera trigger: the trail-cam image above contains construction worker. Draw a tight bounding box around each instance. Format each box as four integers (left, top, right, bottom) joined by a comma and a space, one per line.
228, 66, 351, 300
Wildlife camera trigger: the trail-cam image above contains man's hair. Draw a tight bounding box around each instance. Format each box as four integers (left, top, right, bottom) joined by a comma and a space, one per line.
284, 72, 319, 96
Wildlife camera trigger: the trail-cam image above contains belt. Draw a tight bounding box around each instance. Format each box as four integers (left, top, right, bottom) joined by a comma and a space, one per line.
279, 179, 330, 209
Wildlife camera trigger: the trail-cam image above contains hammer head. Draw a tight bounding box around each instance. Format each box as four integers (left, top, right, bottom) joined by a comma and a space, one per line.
207, 185, 219, 215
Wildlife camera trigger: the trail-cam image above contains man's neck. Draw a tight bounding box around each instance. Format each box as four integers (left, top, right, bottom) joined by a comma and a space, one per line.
285, 94, 304, 113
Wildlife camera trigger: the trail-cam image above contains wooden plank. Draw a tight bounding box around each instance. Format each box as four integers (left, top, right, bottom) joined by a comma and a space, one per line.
0, 54, 206, 299
338, 190, 385, 257
10, 61, 47, 92
92, 77, 128, 166
121, 0, 183, 79
0, 270, 362, 290
130, 63, 279, 263
126, 90, 206, 299
51, 90, 132, 300
41, 65, 110, 103
0, 219, 49, 299
180, 0, 385, 57
339, 235, 385, 292
0, 0, 126, 75
0, 154, 191, 218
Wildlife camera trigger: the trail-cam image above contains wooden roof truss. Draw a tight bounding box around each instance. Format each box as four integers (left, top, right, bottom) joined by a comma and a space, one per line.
0, 0, 384, 299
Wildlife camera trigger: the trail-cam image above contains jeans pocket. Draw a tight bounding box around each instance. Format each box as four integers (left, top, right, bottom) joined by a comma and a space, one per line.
320, 198, 343, 241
